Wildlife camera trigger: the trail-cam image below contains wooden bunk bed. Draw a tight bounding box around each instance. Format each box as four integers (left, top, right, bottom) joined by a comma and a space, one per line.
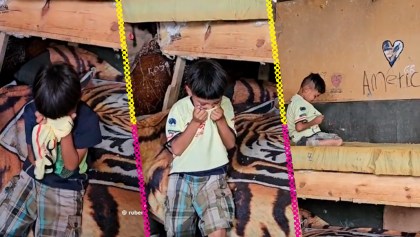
0, 0, 121, 49
158, 20, 274, 110
0, 0, 121, 72
121, 0, 276, 110
123, 1, 300, 237
0, 1, 148, 237
276, 0, 420, 233
292, 143, 420, 207
277, 0, 420, 207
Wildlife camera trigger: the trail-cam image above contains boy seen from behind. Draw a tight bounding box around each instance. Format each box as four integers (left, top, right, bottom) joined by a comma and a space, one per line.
0, 63, 102, 236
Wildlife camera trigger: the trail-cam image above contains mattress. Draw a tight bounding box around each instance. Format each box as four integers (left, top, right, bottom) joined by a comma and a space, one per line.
291, 142, 420, 176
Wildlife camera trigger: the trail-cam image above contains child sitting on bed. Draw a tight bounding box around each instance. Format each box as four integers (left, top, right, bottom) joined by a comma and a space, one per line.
286, 73, 343, 146
165, 59, 236, 237
0, 62, 102, 236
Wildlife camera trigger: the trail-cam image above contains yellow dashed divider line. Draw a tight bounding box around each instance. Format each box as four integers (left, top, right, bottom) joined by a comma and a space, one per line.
114, 1, 151, 236
265, 1, 302, 236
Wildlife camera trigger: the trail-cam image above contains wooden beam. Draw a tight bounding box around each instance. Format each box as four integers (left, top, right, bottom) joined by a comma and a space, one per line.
0, 32, 9, 72
383, 206, 420, 232
0, 0, 120, 49
295, 171, 420, 207
162, 57, 186, 110
159, 21, 273, 63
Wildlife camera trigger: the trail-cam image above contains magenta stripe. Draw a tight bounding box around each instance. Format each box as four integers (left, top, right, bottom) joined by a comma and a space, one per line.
281, 124, 302, 236
131, 124, 151, 237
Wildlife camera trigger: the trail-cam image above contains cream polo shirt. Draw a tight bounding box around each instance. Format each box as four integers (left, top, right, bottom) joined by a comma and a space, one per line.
286, 94, 322, 143
165, 96, 236, 174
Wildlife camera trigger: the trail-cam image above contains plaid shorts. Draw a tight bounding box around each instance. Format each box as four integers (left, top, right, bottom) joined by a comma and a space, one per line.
0, 170, 85, 237
296, 132, 342, 146
164, 173, 235, 237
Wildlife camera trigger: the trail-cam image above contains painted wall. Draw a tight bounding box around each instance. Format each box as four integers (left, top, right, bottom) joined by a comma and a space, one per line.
276, 0, 420, 103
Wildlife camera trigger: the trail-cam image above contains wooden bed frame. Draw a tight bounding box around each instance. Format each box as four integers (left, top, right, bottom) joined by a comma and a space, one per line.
0, 1, 299, 236
290, 143, 420, 208
272, 0, 420, 223
294, 170, 420, 207
158, 20, 274, 110
0, 0, 274, 112
0, 0, 121, 70
294, 164, 420, 231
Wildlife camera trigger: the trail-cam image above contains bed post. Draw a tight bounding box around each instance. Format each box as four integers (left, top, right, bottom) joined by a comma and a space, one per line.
258, 63, 270, 81
0, 32, 9, 72
162, 56, 186, 110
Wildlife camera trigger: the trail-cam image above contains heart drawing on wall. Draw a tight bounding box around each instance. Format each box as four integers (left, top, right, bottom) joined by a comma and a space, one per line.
331, 74, 342, 88
382, 40, 404, 67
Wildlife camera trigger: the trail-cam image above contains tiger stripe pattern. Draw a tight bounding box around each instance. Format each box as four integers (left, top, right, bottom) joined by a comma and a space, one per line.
48, 45, 123, 82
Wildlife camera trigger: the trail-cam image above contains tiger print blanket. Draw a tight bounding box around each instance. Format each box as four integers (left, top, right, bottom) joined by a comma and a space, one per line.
0, 80, 145, 237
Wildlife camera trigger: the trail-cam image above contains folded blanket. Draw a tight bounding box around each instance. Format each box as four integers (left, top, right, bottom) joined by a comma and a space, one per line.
32, 116, 74, 180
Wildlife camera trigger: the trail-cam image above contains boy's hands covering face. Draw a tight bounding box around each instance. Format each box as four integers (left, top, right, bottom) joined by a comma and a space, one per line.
35, 111, 46, 124
210, 106, 224, 122
192, 106, 208, 124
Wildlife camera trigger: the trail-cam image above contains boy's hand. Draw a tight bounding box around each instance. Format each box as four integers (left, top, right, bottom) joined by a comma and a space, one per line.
35, 111, 46, 124
210, 106, 225, 122
192, 106, 208, 124
70, 113, 77, 120
312, 115, 324, 125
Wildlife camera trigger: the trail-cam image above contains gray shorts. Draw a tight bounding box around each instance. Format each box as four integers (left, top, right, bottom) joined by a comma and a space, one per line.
296, 132, 341, 146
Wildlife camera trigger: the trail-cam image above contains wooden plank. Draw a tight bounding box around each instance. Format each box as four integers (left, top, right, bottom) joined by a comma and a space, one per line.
383, 206, 420, 232
294, 171, 420, 207
159, 21, 273, 63
0, 32, 9, 72
162, 57, 186, 110
276, 0, 420, 103
0, 0, 120, 49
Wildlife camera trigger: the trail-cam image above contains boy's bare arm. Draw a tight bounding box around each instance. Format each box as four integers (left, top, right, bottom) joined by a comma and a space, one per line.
211, 106, 236, 150
170, 107, 207, 156
61, 134, 87, 171
170, 121, 201, 156
295, 115, 324, 132
215, 118, 236, 150
27, 145, 35, 165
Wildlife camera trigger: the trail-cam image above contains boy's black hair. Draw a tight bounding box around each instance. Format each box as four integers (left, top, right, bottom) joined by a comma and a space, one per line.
185, 59, 228, 100
300, 73, 326, 94
33, 62, 81, 119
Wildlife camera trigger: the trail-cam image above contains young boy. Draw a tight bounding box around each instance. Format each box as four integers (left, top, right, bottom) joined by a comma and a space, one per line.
0, 63, 102, 236
165, 59, 236, 237
286, 73, 343, 146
